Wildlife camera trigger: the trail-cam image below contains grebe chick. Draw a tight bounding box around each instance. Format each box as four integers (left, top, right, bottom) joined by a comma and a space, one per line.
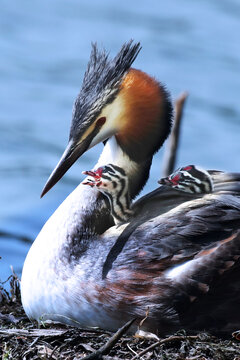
159, 165, 213, 194
83, 164, 133, 224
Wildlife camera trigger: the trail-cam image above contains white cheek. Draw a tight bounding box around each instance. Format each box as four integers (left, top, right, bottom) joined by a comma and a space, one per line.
89, 94, 124, 148
89, 124, 116, 148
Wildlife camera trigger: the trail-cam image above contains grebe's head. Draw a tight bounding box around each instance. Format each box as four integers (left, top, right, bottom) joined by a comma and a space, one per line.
159, 165, 213, 194
41, 41, 172, 197
82, 164, 128, 199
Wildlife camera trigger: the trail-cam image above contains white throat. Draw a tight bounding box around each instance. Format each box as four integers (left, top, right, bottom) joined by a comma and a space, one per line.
94, 136, 138, 179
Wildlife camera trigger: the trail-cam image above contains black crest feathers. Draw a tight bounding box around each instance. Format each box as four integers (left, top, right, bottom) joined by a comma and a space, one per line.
70, 41, 141, 139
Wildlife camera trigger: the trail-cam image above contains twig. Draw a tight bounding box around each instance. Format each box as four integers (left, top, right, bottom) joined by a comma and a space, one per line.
29, 336, 40, 347
131, 334, 198, 360
49, 345, 59, 359
81, 318, 136, 360
127, 342, 138, 356
0, 328, 67, 337
162, 91, 188, 177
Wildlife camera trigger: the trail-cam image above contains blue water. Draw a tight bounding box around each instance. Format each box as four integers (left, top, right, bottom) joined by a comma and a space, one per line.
1, 0, 240, 281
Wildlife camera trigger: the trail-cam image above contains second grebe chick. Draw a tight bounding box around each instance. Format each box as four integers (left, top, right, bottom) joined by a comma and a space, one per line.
83, 164, 133, 224
159, 165, 214, 194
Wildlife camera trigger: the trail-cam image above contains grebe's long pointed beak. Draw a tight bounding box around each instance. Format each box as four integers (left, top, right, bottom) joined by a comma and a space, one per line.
41, 139, 86, 197
41, 116, 108, 197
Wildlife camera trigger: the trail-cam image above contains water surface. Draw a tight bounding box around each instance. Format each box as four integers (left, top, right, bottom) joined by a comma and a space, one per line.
1, 0, 240, 280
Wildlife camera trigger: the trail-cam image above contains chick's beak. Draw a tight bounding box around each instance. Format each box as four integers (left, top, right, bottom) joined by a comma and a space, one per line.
82, 170, 97, 177
82, 179, 96, 187
82, 170, 103, 188
82, 170, 97, 187
158, 177, 171, 186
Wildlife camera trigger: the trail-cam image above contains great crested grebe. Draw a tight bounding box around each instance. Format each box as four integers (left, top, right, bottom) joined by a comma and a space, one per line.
83, 164, 133, 224
21, 41, 240, 335
159, 165, 214, 194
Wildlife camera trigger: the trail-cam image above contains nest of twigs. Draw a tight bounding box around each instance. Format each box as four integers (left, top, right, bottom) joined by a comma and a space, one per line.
1, 274, 240, 360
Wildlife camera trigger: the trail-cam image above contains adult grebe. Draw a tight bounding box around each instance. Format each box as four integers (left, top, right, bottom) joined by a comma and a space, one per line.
21, 41, 240, 335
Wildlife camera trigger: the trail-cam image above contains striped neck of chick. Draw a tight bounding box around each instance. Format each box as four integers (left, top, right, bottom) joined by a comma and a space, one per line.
83, 164, 133, 225
159, 165, 214, 194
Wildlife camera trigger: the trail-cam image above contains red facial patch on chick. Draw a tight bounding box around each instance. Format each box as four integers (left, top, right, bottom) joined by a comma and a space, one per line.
83, 167, 103, 180
170, 174, 180, 185
182, 166, 192, 171
82, 167, 103, 188
94, 167, 103, 178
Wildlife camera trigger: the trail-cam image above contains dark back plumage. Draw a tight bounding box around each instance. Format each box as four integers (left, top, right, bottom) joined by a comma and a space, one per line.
70, 41, 141, 140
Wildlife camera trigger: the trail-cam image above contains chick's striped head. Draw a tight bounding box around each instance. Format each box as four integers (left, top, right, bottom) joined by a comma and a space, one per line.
82, 164, 132, 224
159, 165, 213, 194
